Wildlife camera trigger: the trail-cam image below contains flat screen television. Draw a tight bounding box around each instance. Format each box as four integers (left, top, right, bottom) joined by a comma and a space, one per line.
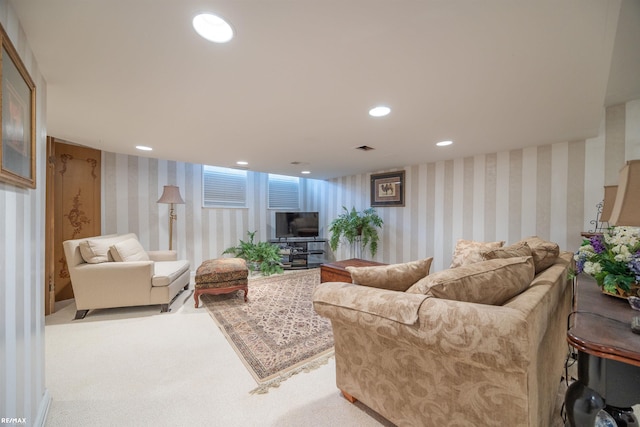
275, 212, 319, 238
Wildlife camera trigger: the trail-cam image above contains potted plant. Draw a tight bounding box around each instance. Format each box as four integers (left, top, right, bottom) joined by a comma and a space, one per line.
329, 206, 383, 258
574, 226, 640, 298
222, 231, 284, 276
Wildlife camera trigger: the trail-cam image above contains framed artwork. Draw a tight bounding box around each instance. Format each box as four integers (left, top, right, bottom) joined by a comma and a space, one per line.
0, 23, 36, 189
370, 170, 405, 207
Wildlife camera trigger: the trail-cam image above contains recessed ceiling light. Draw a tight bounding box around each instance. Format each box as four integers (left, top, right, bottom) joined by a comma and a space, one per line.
193, 13, 234, 43
369, 106, 391, 117
301, 171, 311, 175
136, 145, 153, 151
436, 140, 453, 147
236, 161, 248, 165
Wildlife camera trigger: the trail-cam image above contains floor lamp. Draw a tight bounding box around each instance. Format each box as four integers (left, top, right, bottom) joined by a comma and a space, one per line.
157, 185, 185, 250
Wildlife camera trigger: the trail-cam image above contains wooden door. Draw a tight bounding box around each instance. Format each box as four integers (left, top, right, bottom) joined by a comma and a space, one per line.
45, 137, 101, 314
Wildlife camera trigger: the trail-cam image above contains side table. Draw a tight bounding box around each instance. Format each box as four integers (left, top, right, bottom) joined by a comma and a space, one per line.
565, 275, 640, 426
320, 258, 386, 283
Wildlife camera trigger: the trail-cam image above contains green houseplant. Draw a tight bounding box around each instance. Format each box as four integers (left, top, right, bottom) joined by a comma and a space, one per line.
329, 206, 383, 258
222, 231, 284, 276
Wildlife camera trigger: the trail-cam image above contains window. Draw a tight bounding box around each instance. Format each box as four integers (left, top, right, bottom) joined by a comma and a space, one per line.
268, 174, 300, 209
202, 165, 247, 208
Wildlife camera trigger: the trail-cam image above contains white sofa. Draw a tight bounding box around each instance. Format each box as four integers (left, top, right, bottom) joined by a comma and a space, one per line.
63, 233, 190, 319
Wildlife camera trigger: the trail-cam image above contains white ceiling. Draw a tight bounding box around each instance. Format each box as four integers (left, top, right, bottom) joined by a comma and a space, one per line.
10, 0, 640, 180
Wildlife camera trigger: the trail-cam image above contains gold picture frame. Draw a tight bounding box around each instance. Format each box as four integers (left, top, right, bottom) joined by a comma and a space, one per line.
0, 23, 36, 189
370, 170, 405, 207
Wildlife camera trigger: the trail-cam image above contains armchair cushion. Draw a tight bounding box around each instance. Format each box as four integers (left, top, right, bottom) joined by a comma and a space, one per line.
345, 257, 433, 291
152, 260, 191, 287
449, 239, 505, 268
110, 238, 150, 262
78, 236, 122, 263
407, 256, 535, 305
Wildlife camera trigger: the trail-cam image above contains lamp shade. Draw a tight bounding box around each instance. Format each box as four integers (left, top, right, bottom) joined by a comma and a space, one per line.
157, 185, 185, 204
608, 160, 640, 226
599, 185, 618, 223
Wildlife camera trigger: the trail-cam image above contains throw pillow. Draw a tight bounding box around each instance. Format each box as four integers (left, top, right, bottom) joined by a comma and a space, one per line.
449, 239, 505, 268
78, 236, 122, 264
407, 256, 535, 306
482, 241, 532, 260
516, 236, 560, 274
346, 258, 433, 292
110, 238, 150, 262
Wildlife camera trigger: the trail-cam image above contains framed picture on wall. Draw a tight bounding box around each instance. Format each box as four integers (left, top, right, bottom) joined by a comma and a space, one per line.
370, 170, 405, 207
0, 22, 36, 189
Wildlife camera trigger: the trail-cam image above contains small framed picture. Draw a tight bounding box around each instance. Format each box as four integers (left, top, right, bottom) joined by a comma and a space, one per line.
0, 23, 36, 189
370, 170, 405, 207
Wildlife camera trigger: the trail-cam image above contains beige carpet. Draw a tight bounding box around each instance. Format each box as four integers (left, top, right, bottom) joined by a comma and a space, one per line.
43, 273, 580, 427
44, 278, 393, 427
201, 269, 334, 393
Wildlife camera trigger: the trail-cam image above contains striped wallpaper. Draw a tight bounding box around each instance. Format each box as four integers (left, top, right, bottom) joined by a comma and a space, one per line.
0, 1, 50, 425
102, 100, 639, 275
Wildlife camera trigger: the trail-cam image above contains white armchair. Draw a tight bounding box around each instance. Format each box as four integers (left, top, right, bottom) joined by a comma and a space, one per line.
62, 233, 190, 319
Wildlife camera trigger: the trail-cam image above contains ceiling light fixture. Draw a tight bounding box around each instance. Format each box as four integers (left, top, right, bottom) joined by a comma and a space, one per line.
301, 171, 311, 175
236, 161, 248, 165
136, 145, 153, 151
193, 13, 234, 43
436, 140, 453, 147
369, 106, 391, 117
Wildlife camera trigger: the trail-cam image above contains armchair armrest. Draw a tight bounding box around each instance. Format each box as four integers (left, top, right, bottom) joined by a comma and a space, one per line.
148, 250, 177, 262
313, 282, 428, 325
72, 261, 155, 284
69, 261, 156, 310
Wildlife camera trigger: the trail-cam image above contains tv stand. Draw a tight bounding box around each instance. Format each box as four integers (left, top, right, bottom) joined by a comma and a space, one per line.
269, 238, 327, 270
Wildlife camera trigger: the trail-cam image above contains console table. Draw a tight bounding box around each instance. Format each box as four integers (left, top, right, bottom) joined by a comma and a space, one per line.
565, 275, 640, 426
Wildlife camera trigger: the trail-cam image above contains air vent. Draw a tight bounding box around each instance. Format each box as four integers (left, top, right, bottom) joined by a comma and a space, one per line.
356, 145, 375, 151
290, 161, 310, 165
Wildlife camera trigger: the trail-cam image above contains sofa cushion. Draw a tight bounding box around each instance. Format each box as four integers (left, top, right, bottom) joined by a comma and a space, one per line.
110, 238, 150, 262
482, 241, 532, 261
516, 236, 559, 274
407, 256, 535, 305
152, 260, 191, 287
346, 258, 433, 292
78, 236, 123, 264
449, 239, 505, 268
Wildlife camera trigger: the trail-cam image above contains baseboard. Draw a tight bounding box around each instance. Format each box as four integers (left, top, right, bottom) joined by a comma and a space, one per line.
33, 388, 51, 427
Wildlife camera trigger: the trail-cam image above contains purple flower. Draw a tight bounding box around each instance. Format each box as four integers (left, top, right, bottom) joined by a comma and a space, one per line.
629, 251, 640, 281
590, 235, 606, 254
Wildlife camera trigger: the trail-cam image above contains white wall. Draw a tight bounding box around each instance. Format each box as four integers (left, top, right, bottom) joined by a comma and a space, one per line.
0, 1, 49, 425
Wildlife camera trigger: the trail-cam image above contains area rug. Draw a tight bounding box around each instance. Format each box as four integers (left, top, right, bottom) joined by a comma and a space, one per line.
201, 268, 334, 394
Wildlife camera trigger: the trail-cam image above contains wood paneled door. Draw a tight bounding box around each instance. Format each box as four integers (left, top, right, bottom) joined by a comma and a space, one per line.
45, 137, 101, 314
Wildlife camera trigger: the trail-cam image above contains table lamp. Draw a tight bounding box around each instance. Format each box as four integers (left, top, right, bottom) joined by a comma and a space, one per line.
608, 160, 640, 227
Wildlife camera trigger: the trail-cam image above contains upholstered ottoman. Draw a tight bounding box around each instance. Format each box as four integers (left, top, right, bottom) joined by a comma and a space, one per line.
194, 258, 249, 308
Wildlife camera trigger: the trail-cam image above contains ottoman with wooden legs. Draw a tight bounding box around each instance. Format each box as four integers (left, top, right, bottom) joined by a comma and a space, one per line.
194, 258, 249, 308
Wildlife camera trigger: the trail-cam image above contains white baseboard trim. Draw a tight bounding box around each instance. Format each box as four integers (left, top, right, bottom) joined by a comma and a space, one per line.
33, 388, 51, 427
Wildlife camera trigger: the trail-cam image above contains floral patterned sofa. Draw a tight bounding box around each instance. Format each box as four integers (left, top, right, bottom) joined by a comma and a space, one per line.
313, 237, 572, 427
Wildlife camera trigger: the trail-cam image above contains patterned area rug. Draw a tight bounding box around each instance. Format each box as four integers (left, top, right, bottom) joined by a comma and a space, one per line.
201, 268, 334, 393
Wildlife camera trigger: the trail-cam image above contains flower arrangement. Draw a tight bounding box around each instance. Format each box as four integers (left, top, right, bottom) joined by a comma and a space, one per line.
574, 226, 640, 295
